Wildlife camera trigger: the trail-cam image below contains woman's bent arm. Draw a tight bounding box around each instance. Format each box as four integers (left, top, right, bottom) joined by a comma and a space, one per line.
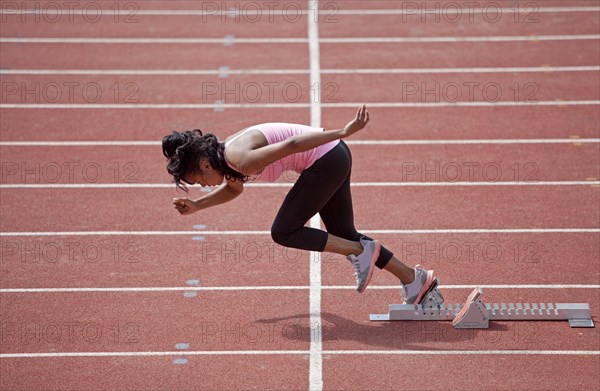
194, 183, 243, 210
173, 181, 243, 215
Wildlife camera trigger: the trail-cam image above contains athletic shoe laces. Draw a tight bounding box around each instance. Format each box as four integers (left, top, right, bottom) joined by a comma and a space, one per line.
348, 255, 362, 282
400, 285, 407, 303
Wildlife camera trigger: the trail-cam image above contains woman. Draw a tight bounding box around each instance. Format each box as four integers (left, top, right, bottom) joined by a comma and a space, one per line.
162, 105, 438, 304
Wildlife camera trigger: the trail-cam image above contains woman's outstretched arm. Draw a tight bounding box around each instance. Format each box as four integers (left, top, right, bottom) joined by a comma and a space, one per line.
228, 105, 369, 176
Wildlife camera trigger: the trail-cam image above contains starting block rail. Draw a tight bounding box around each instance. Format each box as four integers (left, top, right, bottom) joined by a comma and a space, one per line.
370, 287, 595, 329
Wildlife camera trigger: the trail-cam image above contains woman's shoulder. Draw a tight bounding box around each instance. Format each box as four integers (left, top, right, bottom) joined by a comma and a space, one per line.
224, 127, 249, 144
224, 127, 269, 153
224, 123, 271, 143
225, 122, 312, 147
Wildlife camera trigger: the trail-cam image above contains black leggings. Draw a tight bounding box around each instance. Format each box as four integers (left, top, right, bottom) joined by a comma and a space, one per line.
270, 140, 394, 269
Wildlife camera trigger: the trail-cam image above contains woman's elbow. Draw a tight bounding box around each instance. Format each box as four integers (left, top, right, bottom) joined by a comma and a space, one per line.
287, 136, 301, 153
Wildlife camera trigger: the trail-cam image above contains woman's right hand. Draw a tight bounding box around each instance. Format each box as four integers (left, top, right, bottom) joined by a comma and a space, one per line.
173, 198, 199, 215
341, 104, 369, 138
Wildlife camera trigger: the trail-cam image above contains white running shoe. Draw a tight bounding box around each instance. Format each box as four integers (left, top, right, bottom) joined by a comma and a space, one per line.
401, 265, 437, 304
346, 237, 381, 293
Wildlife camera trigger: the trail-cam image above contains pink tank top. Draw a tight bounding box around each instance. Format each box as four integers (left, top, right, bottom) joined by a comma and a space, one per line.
224, 122, 340, 182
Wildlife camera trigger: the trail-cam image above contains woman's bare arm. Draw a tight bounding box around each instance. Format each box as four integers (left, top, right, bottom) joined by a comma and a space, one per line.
194, 181, 243, 210
228, 105, 369, 176
173, 179, 243, 215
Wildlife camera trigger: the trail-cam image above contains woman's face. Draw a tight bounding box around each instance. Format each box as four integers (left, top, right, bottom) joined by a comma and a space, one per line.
181, 159, 224, 187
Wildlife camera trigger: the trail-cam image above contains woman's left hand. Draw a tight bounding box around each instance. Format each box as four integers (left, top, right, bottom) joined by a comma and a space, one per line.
173, 198, 199, 215
341, 105, 369, 138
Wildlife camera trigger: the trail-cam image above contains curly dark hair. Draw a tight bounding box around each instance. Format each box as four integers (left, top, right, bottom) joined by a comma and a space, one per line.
162, 129, 249, 192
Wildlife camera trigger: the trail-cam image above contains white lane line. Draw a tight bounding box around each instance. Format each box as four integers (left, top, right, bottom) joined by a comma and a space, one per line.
1, 285, 598, 293
1, 350, 597, 359
308, 1, 323, 389
1, 182, 598, 189
0, 141, 163, 146
0, 103, 308, 109
347, 139, 600, 145
348, 182, 600, 187
1, 6, 598, 16
0, 351, 309, 358
335, 6, 600, 15
0, 286, 310, 293
309, 215, 322, 391
364, 229, 600, 234
1, 35, 598, 44
0, 230, 274, 236
1, 138, 598, 146
0, 37, 309, 44
320, 35, 600, 43
323, 66, 600, 74
325, 285, 600, 290
0, 69, 313, 75
323, 101, 600, 107
2, 101, 598, 109
2, 66, 599, 75
1, 229, 598, 237
322, 350, 600, 355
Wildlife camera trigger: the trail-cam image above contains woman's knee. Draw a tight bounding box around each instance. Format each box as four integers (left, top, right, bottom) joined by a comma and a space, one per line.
270, 223, 292, 247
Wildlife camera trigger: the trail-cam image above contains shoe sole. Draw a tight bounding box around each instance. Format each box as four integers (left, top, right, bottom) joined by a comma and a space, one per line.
402, 278, 439, 305
414, 270, 437, 304
358, 240, 381, 293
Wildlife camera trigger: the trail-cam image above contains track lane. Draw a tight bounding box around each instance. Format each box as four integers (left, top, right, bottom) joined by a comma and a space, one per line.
0, 74, 312, 105
0, 187, 598, 231
8, 0, 594, 9
318, 9, 600, 38
0, 290, 311, 353
323, 355, 600, 390
321, 232, 600, 286
4, 71, 596, 105
319, 72, 600, 103
2, 6, 598, 38
0, 235, 310, 288
2, 143, 598, 184
321, 40, 600, 69
315, 1, 600, 9
2, 40, 598, 70
0, 14, 310, 39
0, 355, 309, 391
0, 232, 598, 288
0, 43, 309, 70
322, 105, 600, 140
1, 105, 598, 141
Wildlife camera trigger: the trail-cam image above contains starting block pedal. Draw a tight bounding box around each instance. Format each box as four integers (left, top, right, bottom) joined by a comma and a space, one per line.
370, 286, 595, 329
420, 280, 445, 310
452, 288, 489, 328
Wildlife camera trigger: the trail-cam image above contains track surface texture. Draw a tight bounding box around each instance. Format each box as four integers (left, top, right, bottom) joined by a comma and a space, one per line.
1, 1, 599, 390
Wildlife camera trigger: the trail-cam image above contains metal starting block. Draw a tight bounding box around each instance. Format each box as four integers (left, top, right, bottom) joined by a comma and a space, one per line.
370, 285, 594, 329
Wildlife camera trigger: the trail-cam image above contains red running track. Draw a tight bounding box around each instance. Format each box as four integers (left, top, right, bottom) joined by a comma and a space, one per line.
2, 41, 598, 70
1, 1, 599, 390
1, 186, 599, 231
1, 72, 597, 104
1, 143, 598, 183
1, 105, 599, 141
0, 233, 598, 288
